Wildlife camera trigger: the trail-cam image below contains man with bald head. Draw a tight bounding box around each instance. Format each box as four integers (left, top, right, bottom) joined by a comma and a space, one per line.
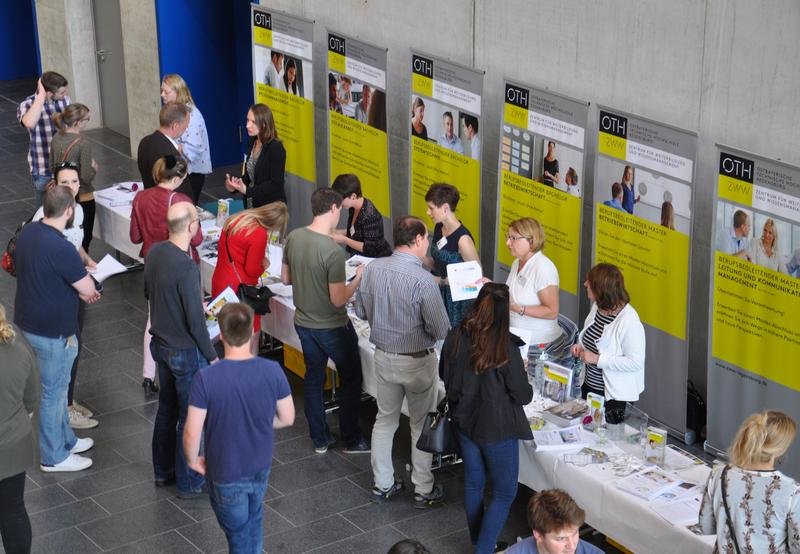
144, 201, 217, 497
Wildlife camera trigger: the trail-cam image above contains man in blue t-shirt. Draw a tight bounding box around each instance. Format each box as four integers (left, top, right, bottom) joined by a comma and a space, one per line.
14, 185, 101, 473
184, 303, 294, 553
506, 489, 603, 554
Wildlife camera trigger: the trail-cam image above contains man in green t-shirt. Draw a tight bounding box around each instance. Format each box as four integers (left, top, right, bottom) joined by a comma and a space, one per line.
282, 188, 369, 455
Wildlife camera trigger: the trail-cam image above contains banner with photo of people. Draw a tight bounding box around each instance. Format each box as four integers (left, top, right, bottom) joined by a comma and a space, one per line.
707, 146, 800, 476
409, 51, 484, 245
251, 6, 315, 184
493, 80, 588, 322
326, 32, 390, 215
592, 107, 697, 435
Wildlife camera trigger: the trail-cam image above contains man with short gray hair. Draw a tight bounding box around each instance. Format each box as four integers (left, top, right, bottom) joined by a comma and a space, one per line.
137, 102, 189, 190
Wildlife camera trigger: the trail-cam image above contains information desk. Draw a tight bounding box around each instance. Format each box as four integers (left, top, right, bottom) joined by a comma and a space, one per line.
518, 428, 715, 554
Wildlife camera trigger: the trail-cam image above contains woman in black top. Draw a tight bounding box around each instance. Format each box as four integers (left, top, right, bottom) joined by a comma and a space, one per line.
225, 103, 286, 209
440, 283, 533, 554
330, 173, 391, 258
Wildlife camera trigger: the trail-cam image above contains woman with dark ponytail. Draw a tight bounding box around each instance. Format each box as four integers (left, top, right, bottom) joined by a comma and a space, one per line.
440, 283, 533, 553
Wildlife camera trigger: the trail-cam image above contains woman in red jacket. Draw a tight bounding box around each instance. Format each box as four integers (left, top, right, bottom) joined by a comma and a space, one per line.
212, 201, 288, 354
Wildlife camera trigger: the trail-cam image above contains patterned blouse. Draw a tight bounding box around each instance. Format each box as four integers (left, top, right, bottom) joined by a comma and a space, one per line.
699, 463, 800, 553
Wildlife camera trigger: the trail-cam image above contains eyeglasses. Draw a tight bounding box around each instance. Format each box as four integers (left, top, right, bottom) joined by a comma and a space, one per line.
54, 161, 79, 171
506, 235, 528, 241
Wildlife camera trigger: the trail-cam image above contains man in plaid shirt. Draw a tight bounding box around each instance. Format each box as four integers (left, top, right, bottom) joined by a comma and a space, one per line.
17, 71, 71, 207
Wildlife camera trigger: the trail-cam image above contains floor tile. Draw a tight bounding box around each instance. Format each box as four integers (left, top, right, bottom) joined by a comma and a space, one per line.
29, 498, 108, 537
107, 530, 202, 553
264, 514, 361, 554
28, 442, 129, 487
93, 480, 173, 514
80, 408, 153, 445
29, 527, 102, 554
392, 502, 468, 542
267, 451, 361, 496
308, 525, 407, 553
60, 461, 153, 500
177, 505, 294, 554
425, 528, 475, 554
267, 477, 372, 526
105, 428, 153, 463
24, 483, 77, 514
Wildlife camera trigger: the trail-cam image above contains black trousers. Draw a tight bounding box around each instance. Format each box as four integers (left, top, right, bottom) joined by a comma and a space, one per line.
0, 472, 31, 554
79, 198, 95, 253
187, 173, 206, 206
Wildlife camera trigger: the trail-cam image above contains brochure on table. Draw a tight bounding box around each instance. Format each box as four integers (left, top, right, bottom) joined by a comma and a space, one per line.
532, 424, 588, 451
205, 286, 239, 340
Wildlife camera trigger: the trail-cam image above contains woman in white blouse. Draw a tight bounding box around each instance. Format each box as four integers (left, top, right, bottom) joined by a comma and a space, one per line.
504, 218, 561, 346
160, 74, 212, 206
743, 218, 788, 274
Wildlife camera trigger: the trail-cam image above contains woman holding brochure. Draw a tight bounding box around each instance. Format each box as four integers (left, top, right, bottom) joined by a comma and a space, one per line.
211, 202, 288, 354
440, 283, 533, 554
424, 183, 480, 326
699, 410, 800, 553
571, 263, 645, 424
330, 173, 391, 258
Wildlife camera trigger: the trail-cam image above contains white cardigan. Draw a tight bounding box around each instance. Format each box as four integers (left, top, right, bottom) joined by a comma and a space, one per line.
578, 303, 645, 402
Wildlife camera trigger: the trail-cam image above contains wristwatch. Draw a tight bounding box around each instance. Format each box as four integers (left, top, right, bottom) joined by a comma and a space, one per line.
519, 305, 525, 316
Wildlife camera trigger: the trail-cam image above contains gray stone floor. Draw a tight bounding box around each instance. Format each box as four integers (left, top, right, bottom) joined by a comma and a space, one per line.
0, 77, 632, 553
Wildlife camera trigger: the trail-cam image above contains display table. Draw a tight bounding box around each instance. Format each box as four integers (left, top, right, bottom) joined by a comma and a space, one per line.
93, 185, 144, 262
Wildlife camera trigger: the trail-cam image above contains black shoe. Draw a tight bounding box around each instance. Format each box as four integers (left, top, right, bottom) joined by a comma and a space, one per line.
142, 378, 159, 396
342, 438, 371, 454
413, 483, 445, 509
154, 476, 175, 488
372, 479, 404, 501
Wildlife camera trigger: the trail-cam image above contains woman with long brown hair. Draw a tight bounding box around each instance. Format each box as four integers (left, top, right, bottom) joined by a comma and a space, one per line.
225, 104, 286, 209
212, 202, 288, 354
440, 283, 533, 554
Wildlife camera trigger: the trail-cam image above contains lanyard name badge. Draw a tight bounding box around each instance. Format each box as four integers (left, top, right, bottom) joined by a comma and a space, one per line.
436, 236, 448, 250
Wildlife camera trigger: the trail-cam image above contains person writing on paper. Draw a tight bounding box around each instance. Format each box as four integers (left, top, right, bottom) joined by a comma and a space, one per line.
542, 141, 559, 187
440, 283, 533, 553
425, 183, 480, 326
330, 173, 391, 258
212, 202, 288, 354
620, 165, 639, 214
721, 209, 750, 257
571, 263, 645, 424
225, 104, 286, 209
411, 97, 428, 140
603, 182, 625, 212
505, 218, 561, 348
264, 51, 284, 91
438, 112, 464, 154
742, 218, 788, 274
699, 410, 800, 553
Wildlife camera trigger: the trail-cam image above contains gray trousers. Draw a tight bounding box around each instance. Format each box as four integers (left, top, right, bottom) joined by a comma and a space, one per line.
370, 349, 439, 495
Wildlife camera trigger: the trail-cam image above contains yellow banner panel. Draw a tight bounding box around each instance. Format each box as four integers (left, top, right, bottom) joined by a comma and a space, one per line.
257, 85, 316, 183
411, 74, 433, 97
503, 103, 528, 129
712, 252, 800, 391
496, 170, 581, 295
329, 111, 390, 215
328, 51, 346, 75
410, 136, 480, 248
717, 174, 753, 206
598, 131, 626, 160
254, 27, 272, 48
594, 204, 689, 340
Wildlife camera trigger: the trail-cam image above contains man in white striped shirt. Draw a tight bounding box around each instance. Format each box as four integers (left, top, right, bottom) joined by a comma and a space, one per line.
355, 215, 451, 509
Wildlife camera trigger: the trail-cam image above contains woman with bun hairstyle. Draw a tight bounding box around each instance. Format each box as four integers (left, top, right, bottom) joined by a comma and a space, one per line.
699, 410, 800, 553
50, 103, 97, 252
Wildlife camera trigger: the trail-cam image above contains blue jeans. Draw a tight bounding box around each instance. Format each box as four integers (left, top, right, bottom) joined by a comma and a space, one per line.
209, 468, 270, 553
294, 322, 363, 448
150, 341, 207, 493
23, 332, 79, 466
31, 174, 50, 208
458, 432, 519, 554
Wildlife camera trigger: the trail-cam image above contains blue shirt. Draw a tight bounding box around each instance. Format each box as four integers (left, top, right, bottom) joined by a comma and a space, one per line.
188, 357, 291, 483
721, 229, 749, 256
506, 536, 604, 554
14, 221, 86, 338
621, 183, 636, 214
438, 132, 465, 154
603, 199, 625, 212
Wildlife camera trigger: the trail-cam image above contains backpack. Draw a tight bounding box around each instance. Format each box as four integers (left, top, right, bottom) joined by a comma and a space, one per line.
1, 214, 35, 277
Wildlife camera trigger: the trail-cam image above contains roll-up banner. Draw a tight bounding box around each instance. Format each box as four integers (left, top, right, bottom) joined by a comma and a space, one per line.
409, 51, 484, 245
493, 80, 589, 322
592, 107, 697, 438
250, 5, 315, 226
325, 31, 390, 216
707, 145, 800, 477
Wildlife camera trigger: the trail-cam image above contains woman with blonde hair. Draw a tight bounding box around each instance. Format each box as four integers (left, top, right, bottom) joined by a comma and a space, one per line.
50, 103, 97, 252
225, 104, 286, 209
0, 304, 40, 553
160, 74, 212, 205
744, 218, 788, 273
699, 410, 800, 553
212, 202, 289, 354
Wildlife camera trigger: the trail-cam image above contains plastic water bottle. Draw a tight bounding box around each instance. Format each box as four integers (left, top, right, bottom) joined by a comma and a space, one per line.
571, 358, 584, 399
534, 345, 549, 395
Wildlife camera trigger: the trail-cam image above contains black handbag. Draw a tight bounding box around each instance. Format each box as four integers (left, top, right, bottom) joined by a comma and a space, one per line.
416, 397, 460, 455
223, 230, 274, 315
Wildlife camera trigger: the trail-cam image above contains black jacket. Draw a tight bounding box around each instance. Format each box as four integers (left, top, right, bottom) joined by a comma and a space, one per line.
137, 131, 179, 189
242, 137, 286, 208
439, 327, 533, 443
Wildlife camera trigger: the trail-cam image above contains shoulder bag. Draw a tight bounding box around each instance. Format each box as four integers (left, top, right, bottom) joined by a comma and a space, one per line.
223, 229, 273, 315
416, 396, 460, 456
720, 465, 742, 554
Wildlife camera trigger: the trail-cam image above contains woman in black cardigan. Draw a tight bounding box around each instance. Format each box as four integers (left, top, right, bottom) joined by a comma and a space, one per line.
440, 283, 533, 554
225, 103, 286, 209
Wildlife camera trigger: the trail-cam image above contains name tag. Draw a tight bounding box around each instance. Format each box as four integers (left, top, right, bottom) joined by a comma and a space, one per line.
517, 275, 527, 287
349, 225, 355, 236
436, 236, 448, 250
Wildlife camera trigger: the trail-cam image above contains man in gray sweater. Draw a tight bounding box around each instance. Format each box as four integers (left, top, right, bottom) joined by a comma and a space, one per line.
145, 201, 217, 498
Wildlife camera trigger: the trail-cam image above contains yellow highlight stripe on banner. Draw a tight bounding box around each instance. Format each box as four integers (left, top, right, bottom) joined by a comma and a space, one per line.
503, 103, 528, 129
328, 51, 346, 75
717, 174, 753, 206
257, 84, 316, 183
595, 204, 689, 340
598, 131, 626, 160
412, 74, 433, 97
254, 27, 272, 48
712, 252, 800, 391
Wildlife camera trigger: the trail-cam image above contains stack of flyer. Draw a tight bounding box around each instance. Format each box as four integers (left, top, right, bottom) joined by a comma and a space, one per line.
615, 467, 682, 501
532, 424, 588, 451
542, 399, 589, 427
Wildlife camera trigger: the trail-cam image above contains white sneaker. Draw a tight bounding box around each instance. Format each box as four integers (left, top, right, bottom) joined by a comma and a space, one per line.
71, 437, 94, 454
40, 453, 93, 473
69, 408, 99, 429
71, 401, 93, 418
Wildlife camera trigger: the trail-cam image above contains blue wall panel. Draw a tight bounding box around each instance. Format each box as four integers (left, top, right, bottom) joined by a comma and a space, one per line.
0, 0, 39, 80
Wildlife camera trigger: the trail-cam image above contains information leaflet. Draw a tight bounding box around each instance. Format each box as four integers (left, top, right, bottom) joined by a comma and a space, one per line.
592, 107, 697, 435
326, 32, 390, 216
494, 80, 588, 321
409, 51, 484, 245
707, 146, 800, 478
